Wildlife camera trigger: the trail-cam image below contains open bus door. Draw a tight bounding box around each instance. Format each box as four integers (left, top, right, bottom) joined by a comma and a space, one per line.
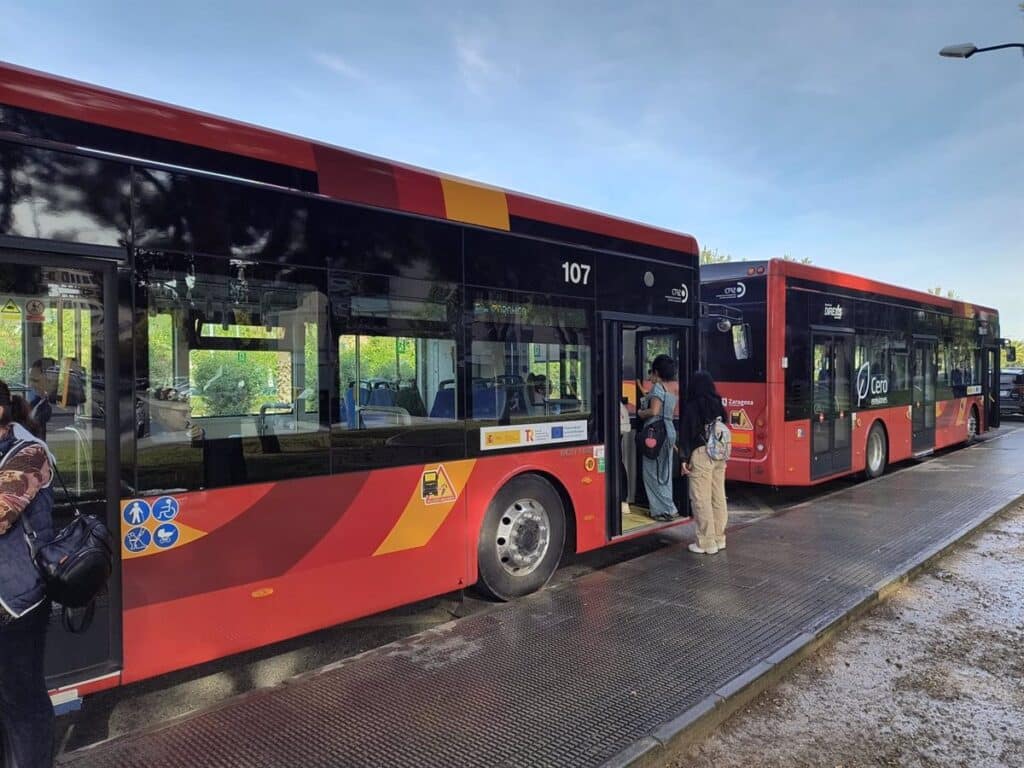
602, 315, 690, 537
0, 251, 121, 691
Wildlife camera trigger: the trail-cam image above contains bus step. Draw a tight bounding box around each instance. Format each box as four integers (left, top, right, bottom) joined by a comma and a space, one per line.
912, 449, 935, 459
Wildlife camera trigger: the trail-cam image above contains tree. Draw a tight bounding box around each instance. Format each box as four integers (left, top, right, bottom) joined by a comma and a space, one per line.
926, 286, 960, 299
781, 254, 813, 264
700, 248, 732, 265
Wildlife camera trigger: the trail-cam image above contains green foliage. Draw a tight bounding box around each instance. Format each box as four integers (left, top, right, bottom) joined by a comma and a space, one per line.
190, 353, 268, 417
339, 335, 416, 385
927, 286, 960, 299
700, 248, 732, 265
781, 254, 813, 264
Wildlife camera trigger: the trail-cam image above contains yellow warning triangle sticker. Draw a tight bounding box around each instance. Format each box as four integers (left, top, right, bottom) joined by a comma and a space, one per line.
730, 408, 754, 430
0, 300, 20, 317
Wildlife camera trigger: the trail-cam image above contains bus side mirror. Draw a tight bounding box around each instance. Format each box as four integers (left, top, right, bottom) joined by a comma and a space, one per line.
732, 323, 751, 361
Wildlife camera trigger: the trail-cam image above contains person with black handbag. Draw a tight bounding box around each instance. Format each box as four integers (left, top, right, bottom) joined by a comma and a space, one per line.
637, 355, 679, 522
0, 380, 56, 768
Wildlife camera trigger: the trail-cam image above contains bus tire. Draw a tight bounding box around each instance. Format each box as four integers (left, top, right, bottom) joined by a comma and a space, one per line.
475, 474, 566, 601
967, 405, 980, 443
864, 421, 888, 480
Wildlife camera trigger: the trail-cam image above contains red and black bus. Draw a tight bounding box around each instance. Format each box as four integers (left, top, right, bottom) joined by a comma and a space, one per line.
0, 63, 699, 701
700, 259, 1005, 486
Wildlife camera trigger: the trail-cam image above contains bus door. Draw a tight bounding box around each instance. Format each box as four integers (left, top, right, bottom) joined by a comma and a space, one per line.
602, 316, 690, 537
911, 338, 937, 453
983, 346, 1000, 429
0, 251, 121, 690
810, 332, 853, 480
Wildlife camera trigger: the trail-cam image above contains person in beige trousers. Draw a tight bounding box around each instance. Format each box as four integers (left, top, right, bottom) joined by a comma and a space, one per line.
678, 371, 729, 554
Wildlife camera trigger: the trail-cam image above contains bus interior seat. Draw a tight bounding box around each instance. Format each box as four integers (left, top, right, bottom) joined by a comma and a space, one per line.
430, 381, 457, 419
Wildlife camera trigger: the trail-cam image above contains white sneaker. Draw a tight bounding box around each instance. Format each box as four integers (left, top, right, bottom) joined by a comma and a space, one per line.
687, 542, 706, 554
717, 541, 726, 551
706, 546, 720, 555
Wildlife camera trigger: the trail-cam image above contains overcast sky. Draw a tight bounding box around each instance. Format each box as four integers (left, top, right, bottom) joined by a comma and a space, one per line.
3, 1, 1021, 336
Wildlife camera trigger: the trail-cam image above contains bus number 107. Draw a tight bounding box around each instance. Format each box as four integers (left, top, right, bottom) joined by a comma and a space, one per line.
561, 261, 592, 286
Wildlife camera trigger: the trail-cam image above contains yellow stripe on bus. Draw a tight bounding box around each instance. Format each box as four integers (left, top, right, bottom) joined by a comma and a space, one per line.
374, 460, 476, 556
440, 178, 510, 230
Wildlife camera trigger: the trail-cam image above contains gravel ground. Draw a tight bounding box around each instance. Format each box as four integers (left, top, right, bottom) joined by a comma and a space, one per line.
669, 499, 1024, 768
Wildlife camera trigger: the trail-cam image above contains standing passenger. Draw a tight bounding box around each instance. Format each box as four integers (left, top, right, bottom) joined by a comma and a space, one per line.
679, 371, 729, 554
637, 355, 678, 522
0, 380, 56, 768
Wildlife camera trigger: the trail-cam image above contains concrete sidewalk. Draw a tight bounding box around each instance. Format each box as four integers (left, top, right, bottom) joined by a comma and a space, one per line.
60, 428, 1024, 768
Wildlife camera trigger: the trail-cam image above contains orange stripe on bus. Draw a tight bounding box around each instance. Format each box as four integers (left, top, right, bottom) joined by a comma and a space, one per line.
440, 178, 510, 230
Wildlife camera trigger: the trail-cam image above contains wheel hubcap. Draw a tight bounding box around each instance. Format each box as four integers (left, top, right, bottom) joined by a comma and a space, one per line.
868, 431, 884, 473
495, 498, 551, 577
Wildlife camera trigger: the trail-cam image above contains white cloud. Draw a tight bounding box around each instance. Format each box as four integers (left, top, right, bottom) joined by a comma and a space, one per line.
312, 52, 368, 82
453, 30, 503, 96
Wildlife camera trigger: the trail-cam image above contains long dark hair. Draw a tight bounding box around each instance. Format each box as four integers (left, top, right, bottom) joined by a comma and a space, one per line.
686, 370, 724, 424
0, 380, 41, 437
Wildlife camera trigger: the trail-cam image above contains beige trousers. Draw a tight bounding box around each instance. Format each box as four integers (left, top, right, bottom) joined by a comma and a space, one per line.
688, 449, 728, 549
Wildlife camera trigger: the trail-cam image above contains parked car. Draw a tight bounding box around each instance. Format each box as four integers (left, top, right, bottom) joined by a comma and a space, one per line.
1000, 368, 1024, 417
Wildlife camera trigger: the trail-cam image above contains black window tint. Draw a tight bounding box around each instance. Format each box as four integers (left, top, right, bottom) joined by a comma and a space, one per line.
0, 141, 129, 247
785, 289, 811, 420
700, 302, 767, 382
465, 228, 596, 297
317, 204, 462, 281
329, 271, 464, 470
132, 167, 193, 252
134, 253, 329, 493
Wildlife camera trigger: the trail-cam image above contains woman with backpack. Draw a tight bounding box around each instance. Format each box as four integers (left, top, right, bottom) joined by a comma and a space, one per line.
637, 355, 679, 522
0, 380, 56, 768
679, 370, 729, 554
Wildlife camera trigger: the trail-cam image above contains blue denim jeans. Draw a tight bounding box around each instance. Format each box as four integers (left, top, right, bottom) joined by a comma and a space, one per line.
0, 604, 53, 768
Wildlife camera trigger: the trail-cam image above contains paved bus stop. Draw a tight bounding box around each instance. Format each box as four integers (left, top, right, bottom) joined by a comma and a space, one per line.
59, 428, 1024, 768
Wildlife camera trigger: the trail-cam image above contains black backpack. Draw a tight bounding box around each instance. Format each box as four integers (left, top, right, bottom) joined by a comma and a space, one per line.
637, 418, 668, 460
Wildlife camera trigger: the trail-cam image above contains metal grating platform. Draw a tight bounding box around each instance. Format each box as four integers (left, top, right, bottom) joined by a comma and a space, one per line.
60, 429, 1024, 768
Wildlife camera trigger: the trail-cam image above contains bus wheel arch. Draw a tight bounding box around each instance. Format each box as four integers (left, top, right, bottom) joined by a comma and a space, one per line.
864, 420, 889, 480
474, 472, 569, 602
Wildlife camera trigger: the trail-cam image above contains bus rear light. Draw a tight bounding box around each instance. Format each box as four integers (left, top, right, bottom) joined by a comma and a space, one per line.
756, 443, 765, 452
756, 266, 766, 274
747, 267, 756, 276
755, 418, 765, 428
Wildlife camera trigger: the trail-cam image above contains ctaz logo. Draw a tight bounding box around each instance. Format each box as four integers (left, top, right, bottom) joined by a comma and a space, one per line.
856, 362, 889, 405
719, 282, 746, 300
670, 284, 689, 302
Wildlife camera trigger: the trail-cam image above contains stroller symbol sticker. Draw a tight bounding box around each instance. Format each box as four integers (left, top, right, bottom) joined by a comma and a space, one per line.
124, 527, 152, 553
153, 524, 180, 549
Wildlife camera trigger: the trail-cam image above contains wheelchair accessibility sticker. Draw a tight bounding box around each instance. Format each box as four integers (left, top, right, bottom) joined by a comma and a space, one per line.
120, 496, 196, 558
152, 496, 180, 522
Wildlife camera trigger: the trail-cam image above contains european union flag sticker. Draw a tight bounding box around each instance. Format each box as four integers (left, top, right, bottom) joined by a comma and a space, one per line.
552, 426, 564, 439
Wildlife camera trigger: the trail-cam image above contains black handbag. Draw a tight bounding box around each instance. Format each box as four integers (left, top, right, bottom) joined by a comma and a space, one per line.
19, 454, 113, 619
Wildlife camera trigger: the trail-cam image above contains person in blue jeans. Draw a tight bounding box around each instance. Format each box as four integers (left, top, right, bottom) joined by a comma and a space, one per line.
637, 355, 679, 522
0, 380, 56, 768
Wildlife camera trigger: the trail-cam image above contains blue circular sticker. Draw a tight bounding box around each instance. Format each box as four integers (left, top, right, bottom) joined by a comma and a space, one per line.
152, 496, 180, 522
153, 523, 180, 549
123, 499, 151, 527
124, 527, 152, 553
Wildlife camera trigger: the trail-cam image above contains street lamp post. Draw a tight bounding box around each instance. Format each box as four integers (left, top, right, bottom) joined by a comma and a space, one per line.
939, 42, 1024, 59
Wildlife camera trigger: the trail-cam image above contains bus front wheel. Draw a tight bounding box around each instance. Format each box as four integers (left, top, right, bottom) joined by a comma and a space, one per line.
475, 474, 566, 601
864, 422, 888, 480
